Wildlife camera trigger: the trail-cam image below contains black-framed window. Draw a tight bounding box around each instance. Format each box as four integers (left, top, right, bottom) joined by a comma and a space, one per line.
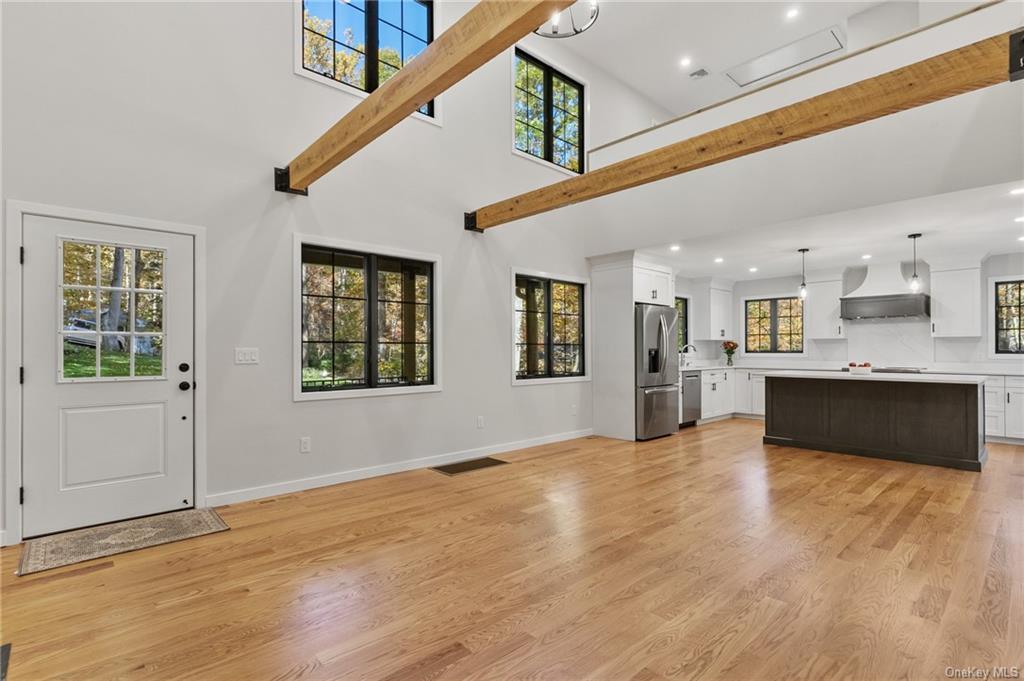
995, 280, 1023, 353
745, 297, 803, 353
513, 49, 584, 174
301, 244, 433, 391
301, 0, 434, 117
515, 275, 584, 378
675, 297, 688, 351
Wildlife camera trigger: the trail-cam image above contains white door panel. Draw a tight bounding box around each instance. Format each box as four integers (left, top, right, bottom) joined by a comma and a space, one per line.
22, 215, 194, 537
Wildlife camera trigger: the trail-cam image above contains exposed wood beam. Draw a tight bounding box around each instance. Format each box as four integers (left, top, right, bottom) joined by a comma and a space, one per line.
279, 0, 574, 193
467, 29, 1020, 231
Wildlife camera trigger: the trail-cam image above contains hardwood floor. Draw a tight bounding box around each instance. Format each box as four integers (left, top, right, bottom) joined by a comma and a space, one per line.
2, 418, 1023, 680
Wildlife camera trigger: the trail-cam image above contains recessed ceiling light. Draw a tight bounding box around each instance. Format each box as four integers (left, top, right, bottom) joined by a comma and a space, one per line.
1011, 187, 1024, 195
1018, 235, 1024, 241
861, 254, 872, 260
1016, 216, 1024, 223
669, 244, 680, 252
680, 56, 692, 68
786, 7, 800, 20
714, 257, 724, 263
749, 267, 758, 273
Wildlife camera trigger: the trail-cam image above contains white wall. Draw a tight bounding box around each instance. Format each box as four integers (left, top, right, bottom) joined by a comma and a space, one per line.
0, 1, 669, 531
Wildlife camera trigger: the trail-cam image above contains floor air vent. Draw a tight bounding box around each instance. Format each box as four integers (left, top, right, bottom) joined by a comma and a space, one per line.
725, 26, 844, 87
431, 457, 508, 476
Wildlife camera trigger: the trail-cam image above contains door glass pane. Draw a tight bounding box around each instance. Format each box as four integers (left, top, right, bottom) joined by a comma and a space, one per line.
134, 336, 163, 377
100, 245, 132, 288
63, 288, 97, 331
63, 338, 96, 378
135, 292, 163, 333
99, 335, 131, 377
100, 291, 131, 332
63, 241, 97, 286
133, 249, 164, 290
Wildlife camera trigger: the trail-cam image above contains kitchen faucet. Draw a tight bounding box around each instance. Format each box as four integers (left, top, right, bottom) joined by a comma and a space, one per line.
681, 344, 698, 367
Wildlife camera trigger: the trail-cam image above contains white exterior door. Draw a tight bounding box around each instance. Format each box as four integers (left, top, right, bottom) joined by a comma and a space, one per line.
22, 215, 195, 537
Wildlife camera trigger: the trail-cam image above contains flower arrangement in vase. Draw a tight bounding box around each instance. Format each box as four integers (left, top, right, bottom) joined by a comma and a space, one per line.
722, 341, 738, 366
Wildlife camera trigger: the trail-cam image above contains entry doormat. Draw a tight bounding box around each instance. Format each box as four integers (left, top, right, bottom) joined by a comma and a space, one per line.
431, 457, 508, 476
17, 508, 229, 575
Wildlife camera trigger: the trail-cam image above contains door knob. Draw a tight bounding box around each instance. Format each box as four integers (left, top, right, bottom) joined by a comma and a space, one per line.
179, 381, 191, 391
178, 362, 190, 372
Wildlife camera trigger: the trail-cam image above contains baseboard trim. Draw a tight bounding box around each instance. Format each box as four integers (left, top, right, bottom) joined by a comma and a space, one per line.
988, 435, 1024, 445
205, 428, 594, 507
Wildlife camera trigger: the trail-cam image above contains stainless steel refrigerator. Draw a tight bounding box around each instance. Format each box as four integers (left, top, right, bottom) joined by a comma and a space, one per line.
635, 303, 680, 440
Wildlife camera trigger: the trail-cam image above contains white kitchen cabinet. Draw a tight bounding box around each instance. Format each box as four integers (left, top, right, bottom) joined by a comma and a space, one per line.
692, 284, 733, 341
1005, 379, 1024, 440
634, 266, 673, 305
983, 376, 1007, 437
700, 369, 734, 418
930, 268, 981, 338
805, 280, 845, 339
751, 374, 766, 416
734, 371, 753, 413
986, 412, 1006, 438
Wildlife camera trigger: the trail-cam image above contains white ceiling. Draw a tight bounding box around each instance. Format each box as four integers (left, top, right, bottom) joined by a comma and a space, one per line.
636, 181, 1024, 281
557, 1, 969, 117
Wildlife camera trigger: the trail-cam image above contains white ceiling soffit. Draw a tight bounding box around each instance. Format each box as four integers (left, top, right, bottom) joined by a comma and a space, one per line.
725, 26, 845, 88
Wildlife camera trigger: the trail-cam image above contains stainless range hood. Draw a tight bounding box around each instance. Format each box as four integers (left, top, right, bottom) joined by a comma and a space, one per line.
840, 263, 930, 320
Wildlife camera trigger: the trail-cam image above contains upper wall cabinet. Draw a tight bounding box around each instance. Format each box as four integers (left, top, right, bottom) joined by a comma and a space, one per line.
805, 280, 845, 339
634, 265, 673, 305
930, 267, 981, 338
689, 278, 734, 341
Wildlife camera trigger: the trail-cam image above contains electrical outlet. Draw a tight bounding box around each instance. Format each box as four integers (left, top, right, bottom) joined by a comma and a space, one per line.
299, 436, 311, 454
476, 416, 485, 429
235, 347, 260, 364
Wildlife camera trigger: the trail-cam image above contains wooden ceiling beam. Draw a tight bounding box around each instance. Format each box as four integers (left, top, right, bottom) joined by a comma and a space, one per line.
466, 29, 1022, 231
277, 0, 574, 194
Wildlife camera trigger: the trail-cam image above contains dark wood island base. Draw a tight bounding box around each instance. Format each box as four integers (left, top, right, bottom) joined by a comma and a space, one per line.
763, 372, 987, 471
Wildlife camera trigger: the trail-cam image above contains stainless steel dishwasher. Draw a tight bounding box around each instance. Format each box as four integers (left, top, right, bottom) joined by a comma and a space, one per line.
681, 371, 701, 427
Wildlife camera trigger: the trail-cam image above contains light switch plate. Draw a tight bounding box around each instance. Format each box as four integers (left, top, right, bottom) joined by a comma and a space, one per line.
235, 347, 259, 364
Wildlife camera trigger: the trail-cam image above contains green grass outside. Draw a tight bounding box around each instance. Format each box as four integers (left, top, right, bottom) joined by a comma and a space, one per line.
64, 343, 162, 378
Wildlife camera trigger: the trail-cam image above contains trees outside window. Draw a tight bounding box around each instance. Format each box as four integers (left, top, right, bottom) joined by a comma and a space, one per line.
513, 49, 584, 173
515, 275, 584, 378
745, 298, 803, 353
301, 244, 433, 391
302, 0, 433, 116
996, 280, 1024, 353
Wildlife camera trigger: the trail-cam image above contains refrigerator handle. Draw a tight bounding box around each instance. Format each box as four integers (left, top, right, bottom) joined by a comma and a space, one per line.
659, 315, 669, 375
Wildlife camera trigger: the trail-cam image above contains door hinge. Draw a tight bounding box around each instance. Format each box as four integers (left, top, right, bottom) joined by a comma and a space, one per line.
19, 487, 24, 505
19, 247, 25, 264
19, 367, 24, 384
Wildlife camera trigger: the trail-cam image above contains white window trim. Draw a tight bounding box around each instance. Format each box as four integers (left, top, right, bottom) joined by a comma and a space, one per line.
738, 292, 809, 358
292, 0, 443, 128
293, 233, 443, 401
508, 45, 590, 177
987, 274, 1024, 360
510, 267, 591, 386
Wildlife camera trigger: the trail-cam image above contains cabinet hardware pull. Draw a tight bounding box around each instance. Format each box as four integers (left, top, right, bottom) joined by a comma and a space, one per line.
932, 323, 935, 333
652, 290, 657, 299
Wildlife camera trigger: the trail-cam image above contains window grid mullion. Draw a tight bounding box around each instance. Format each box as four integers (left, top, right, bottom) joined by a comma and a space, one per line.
366, 0, 380, 92
367, 254, 379, 388
543, 67, 554, 165
546, 280, 554, 377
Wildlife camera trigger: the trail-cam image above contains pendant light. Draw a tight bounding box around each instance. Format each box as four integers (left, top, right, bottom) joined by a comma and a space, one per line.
907, 233, 922, 292
534, 0, 599, 38
797, 248, 809, 299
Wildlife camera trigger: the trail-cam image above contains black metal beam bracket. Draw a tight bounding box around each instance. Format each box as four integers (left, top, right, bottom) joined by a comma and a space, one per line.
464, 212, 482, 233
275, 167, 309, 196
1011, 30, 1024, 82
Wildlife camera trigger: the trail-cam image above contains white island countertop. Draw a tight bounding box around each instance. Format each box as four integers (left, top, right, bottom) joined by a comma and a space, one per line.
766, 370, 985, 385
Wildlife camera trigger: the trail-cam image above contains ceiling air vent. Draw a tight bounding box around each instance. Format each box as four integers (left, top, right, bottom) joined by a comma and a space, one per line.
689, 68, 710, 80
725, 26, 844, 88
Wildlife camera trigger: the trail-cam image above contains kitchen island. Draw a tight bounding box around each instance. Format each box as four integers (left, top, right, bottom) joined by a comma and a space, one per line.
763, 371, 987, 471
